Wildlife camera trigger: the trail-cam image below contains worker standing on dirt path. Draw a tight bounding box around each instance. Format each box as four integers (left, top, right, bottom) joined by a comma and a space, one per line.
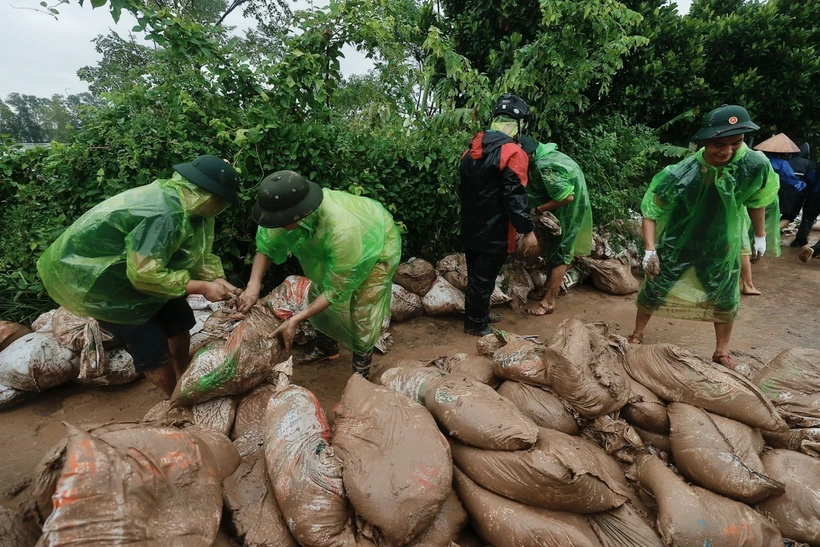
628, 105, 779, 370
459, 93, 540, 337
789, 142, 818, 248
238, 171, 401, 379
37, 155, 242, 397
519, 136, 593, 316
752, 133, 804, 232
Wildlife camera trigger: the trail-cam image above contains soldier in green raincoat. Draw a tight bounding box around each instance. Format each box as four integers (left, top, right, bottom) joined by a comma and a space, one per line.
519, 137, 593, 315
628, 105, 779, 369
37, 155, 242, 396
238, 171, 401, 378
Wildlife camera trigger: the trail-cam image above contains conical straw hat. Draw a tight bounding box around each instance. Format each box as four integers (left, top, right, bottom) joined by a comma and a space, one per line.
753, 133, 800, 154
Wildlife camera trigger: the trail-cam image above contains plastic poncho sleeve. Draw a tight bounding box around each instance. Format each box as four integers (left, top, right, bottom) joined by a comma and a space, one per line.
320, 228, 380, 305
743, 161, 780, 209
125, 214, 190, 298
255, 227, 292, 265
640, 167, 677, 224
191, 217, 225, 281
542, 167, 575, 202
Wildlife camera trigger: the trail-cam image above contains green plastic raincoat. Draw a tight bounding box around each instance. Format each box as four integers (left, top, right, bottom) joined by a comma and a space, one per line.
740, 196, 781, 257
637, 144, 779, 322
255, 188, 401, 354
37, 173, 227, 325
527, 142, 593, 266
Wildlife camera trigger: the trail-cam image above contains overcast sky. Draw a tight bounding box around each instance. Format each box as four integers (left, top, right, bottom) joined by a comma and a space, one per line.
0, 0, 693, 99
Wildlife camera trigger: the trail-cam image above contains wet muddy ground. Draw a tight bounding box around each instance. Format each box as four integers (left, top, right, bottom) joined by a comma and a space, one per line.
1, 245, 819, 503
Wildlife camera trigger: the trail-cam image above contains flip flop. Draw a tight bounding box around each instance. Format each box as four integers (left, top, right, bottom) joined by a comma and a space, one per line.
627, 334, 643, 344
524, 302, 554, 316
712, 353, 738, 370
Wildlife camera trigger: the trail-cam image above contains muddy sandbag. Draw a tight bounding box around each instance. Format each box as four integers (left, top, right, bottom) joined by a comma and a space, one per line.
192, 396, 238, 436
0, 333, 78, 392
421, 374, 538, 450
438, 353, 499, 387
422, 276, 465, 316
390, 283, 424, 322
0, 382, 35, 410
762, 427, 820, 456
394, 258, 437, 296
496, 381, 579, 435
436, 254, 469, 291
587, 503, 664, 547
584, 257, 640, 295
39, 423, 230, 546
758, 449, 820, 545
0, 321, 32, 352
369, 357, 437, 386
546, 320, 631, 418
379, 365, 444, 402
491, 334, 551, 386
476, 332, 506, 357
0, 502, 41, 547
223, 451, 298, 547
31, 310, 57, 332
498, 264, 533, 311
668, 403, 784, 503
451, 427, 630, 513
264, 382, 355, 547
453, 468, 601, 547
625, 344, 788, 431
173, 303, 284, 406
262, 275, 316, 345
51, 307, 118, 381
633, 426, 671, 453
73, 348, 139, 386
332, 375, 452, 546
753, 347, 820, 427
581, 414, 645, 464
636, 454, 782, 547
406, 491, 467, 547
230, 383, 276, 440
622, 377, 669, 434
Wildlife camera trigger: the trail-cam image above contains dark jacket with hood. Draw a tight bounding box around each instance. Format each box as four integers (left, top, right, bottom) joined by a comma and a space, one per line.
459, 130, 534, 253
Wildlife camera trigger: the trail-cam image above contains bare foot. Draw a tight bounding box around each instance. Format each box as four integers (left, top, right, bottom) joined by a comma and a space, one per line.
712, 352, 738, 370
627, 333, 643, 344
524, 302, 554, 316
741, 284, 762, 296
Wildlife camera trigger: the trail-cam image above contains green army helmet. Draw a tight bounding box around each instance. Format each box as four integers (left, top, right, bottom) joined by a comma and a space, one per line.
252, 170, 324, 228
692, 104, 760, 142
173, 155, 240, 205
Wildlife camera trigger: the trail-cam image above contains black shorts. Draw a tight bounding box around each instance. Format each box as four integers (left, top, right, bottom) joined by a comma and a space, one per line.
99, 298, 195, 373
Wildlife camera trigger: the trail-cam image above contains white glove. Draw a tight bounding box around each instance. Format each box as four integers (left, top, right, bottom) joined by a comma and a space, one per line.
751, 235, 767, 262
642, 250, 660, 278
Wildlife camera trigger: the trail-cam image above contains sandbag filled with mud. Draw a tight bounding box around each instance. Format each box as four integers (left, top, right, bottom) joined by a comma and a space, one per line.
173, 303, 285, 406
264, 384, 356, 547
73, 348, 140, 387
394, 258, 437, 296
143, 396, 238, 437
390, 283, 424, 322
496, 380, 579, 435
633, 425, 671, 453
332, 375, 452, 545
762, 427, 820, 457
438, 353, 499, 387
0, 503, 41, 547
546, 320, 630, 418
758, 449, 820, 545
369, 357, 438, 386
404, 491, 467, 547
378, 364, 443, 403
587, 502, 663, 547
476, 331, 506, 357
422, 276, 466, 316
621, 377, 669, 434
230, 382, 276, 440
263, 274, 316, 345
420, 374, 538, 450
0, 321, 32, 352
0, 333, 78, 392
223, 451, 298, 547
581, 414, 645, 463
668, 403, 784, 503
39, 422, 235, 546
453, 468, 601, 547
436, 254, 469, 291
625, 344, 787, 431
51, 307, 119, 381
753, 347, 820, 427
636, 454, 782, 547
584, 257, 640, 295
491, 334, 551, 386
451, 427, 630, 513
498, 264, 533, 311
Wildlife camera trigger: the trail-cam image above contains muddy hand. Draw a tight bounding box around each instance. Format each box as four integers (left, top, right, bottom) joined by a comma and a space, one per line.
272, 318, 298, 353
202, 281, 236, 302
237, 285, 260, 314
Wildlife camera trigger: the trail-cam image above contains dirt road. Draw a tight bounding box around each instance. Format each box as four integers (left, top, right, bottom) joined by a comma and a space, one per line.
1, 246, 818, 501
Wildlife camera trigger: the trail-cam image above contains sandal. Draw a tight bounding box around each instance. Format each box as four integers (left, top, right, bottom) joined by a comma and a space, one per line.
627, 333, 643, 345
712, 353, 738, 370
524, 302, 554, 316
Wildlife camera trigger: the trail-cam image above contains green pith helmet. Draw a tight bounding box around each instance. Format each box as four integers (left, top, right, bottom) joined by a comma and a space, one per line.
252, 170, 324, 228
173, 155, 240, 205
692, 104, 760, 142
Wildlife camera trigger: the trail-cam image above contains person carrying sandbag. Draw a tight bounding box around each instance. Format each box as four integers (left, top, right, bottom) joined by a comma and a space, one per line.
518, 136, 593, 315
238, 171, 401, 378
459, 93, 540, 336
37, 155, 242, 397
628, 105, 779, 370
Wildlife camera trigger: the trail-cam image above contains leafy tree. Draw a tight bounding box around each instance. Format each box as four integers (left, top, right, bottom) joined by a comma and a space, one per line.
77, 32, 152, 95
